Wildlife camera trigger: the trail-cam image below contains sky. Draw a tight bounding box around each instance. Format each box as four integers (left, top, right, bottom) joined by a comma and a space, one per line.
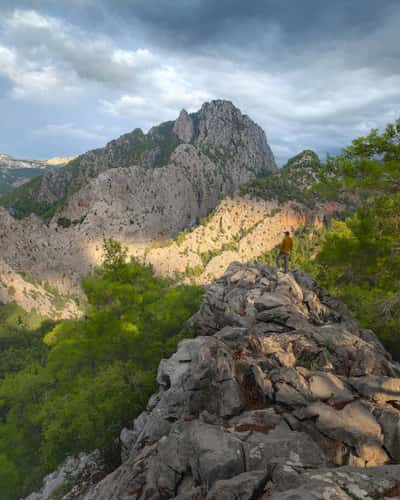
0, 1, 399, 165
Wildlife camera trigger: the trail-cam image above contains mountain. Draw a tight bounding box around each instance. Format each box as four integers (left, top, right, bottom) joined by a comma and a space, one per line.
0, 102, 347, 319
26, 263, 400, 499
43, 156, 76, 166
1, 100, 276, 219
240, 149, 322, 206
0, 154, 73, 195
0, 100, 283, 316
0, 153, 69, 170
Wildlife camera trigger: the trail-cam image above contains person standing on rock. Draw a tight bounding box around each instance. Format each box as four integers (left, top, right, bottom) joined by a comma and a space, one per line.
276, 231, 293, 273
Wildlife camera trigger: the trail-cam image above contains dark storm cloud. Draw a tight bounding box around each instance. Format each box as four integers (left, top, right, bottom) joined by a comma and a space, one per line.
94, 0, 391, 45
93, 0, 400, 66
4, 1, 399, 64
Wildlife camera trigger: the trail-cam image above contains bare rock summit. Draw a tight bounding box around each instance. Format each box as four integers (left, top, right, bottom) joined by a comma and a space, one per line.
32, 263, 400, 499
173, 109, 194, 143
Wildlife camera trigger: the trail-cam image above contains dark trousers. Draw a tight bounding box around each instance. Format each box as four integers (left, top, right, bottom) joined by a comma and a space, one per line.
276, 252, 290, 273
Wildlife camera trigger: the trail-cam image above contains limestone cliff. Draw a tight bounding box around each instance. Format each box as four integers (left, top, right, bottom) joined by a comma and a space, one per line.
27, 263, 400, 499
2, 100, 276, 214
144, 195, 341, 283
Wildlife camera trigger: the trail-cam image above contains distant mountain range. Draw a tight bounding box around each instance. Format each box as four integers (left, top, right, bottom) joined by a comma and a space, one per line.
0, 154, 74, 194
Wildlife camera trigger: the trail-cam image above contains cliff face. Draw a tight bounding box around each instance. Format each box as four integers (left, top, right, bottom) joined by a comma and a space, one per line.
144, 195, 340, 282
4, 100, 276, 211
28, 263, 400, 499
55, 100, 276, 223
0, 190, 340, 318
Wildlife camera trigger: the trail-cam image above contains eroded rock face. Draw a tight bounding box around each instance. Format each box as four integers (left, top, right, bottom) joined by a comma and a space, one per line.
25, 451, 105, 500
46, 263, 400, 500
10, 99, 276, 209
173, 109, 194, 143
0, 101, 281, 314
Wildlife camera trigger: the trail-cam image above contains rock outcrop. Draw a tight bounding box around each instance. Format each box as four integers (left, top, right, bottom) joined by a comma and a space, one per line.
173, 109, 194, 143
43, 263, 400, 499
25, 451, 106, 500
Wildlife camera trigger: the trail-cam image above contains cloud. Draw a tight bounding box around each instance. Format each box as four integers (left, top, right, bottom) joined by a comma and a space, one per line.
0, 43, 78, 99
92, 0, 400, 60
100, 95, 147, 116
0, 2, 400, 164
2, 9, 159, 92
32, 123, 108, 142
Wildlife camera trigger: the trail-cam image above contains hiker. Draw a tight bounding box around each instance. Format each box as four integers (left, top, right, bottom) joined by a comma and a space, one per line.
276, 231, 293, 273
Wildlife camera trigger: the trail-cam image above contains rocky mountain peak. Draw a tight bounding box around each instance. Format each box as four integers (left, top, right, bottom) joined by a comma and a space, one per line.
173, 109, 194, 143
277, 148, 322, 193
172, 100, 277, 168
285, 149, 321, 171
196, 100, 273, 156
37, 262, 400, 500
1, 99, 277, 219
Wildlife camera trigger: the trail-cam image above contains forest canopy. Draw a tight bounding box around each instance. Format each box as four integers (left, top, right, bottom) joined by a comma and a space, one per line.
0, 240, 203, 499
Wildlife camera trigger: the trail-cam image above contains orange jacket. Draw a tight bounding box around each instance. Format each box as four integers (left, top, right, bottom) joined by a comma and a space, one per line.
280, 236, 293, 254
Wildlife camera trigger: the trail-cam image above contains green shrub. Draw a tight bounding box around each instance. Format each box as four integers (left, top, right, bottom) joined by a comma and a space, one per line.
57, 217, 71, 228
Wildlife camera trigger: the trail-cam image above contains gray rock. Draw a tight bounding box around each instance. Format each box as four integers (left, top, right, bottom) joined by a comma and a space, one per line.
266, 465, 400, 499
185, 421, 246, 485
30, 264, 400, 499
24, 451, 105, 500
242, 422, 326, 471
173, 109, 195, 143
254, 292, 291, 311
379, 406, 400, 460
206, 470, 268, 500
349, 375, 400, 403
296, 401, 389, 466
308, 372, 354, 403
229, 408, 282, 431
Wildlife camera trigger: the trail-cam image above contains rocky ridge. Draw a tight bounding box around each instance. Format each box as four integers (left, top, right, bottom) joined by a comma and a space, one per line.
0, 101, 282, 315
29, 263, 400, 499
2, 100, 276, 215
141, 149, 342, 284
0, 153, 72, 170
0, 154, 73, 193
